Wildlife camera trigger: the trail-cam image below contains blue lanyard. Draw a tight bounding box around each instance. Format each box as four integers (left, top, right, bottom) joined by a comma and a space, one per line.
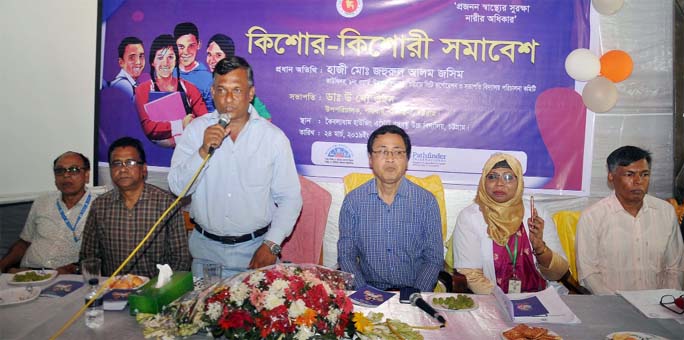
56, 193, 91, 242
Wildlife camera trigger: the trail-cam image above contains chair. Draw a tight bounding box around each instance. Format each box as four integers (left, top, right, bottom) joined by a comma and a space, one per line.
552, 210, 590, 294
280, 176, 332, 265
342, 173, 459, 292
552, 211, 580, 281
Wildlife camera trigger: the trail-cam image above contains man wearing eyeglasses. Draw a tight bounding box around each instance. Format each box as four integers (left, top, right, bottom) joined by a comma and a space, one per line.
337, 125, 443, 292
0, 152, 94, 274
576, 146, 684, 294
80, 137, 191, 277
168, 57, 302, 279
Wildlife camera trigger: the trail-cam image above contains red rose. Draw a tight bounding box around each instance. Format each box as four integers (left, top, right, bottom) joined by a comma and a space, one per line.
303, 284, 331, 315
218, 309, 254, 331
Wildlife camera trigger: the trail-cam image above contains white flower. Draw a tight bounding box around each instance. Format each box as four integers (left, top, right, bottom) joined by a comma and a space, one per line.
288, 299, 307, 318
263, 291, 286, 310
294, 326, 315, 340
270, 278, 289, 297
230, 282, 249, 306
248, 271, 265, 286
206, 302, 223, 321
326, 308, 340, 324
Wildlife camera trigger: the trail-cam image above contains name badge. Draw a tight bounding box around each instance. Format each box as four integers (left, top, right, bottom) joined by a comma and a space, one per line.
508, 279, 522, 294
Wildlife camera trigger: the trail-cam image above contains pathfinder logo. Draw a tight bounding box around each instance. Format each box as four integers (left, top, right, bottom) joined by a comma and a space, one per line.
337, 0, 363, 18
324, 144, 354, 165
412, 151, 447, 167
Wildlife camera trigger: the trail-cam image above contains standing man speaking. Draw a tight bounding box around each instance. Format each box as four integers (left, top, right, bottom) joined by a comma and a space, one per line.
168, 57, 302, 278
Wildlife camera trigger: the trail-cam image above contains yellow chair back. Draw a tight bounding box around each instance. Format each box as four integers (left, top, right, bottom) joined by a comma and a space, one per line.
552, 210, 581, 281
342, 173, 447, 240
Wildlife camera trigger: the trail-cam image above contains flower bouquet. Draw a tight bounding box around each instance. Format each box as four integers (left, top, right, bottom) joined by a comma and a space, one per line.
202, 263, 355, 339
138, 264, 355, 339
137, 264, 427, 339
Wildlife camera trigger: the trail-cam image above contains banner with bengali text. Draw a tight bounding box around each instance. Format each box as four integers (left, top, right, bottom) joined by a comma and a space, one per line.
97, 0, 592, 194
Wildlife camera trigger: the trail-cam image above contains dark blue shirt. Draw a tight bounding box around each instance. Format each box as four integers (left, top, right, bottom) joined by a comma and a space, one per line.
338, 177, 443, 291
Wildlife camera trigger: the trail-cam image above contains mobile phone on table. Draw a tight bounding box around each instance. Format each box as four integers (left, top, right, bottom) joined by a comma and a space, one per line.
399, 287, 419, 304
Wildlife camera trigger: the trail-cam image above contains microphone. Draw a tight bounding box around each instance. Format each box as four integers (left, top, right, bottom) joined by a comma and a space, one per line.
208, 113, 231, 155
217, 113, 231, 128
410, 292, 446, 326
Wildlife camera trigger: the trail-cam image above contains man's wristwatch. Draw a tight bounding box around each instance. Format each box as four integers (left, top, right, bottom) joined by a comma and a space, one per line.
264, 240, 281, 256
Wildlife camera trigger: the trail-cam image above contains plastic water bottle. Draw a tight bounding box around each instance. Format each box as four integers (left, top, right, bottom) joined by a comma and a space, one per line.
84, 278, 104, 328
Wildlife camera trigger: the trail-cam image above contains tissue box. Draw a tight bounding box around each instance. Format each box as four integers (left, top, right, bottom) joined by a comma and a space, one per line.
128, 271, 193, 315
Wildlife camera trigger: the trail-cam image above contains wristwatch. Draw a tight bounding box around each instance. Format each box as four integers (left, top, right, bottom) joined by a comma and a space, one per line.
264, 240, 281, 256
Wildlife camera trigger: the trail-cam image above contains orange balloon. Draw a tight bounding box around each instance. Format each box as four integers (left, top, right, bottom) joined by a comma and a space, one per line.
600, 50, 633, 83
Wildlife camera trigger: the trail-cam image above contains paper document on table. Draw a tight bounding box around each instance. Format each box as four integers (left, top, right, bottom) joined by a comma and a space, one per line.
617, 289, 684, 324
493, 285, 581, 324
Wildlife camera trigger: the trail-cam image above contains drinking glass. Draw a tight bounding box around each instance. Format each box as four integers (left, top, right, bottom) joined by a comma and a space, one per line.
81, 258, 102, 284
203, 263, 223, 286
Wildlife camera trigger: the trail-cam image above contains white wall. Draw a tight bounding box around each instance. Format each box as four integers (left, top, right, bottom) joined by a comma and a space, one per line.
0, 0, 97, 204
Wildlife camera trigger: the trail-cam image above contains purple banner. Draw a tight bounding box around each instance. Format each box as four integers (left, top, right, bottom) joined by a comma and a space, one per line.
98, 0, 592, 193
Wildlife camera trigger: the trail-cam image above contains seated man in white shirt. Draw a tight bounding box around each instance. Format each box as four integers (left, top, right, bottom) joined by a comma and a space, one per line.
0, 151, 95, 274
576, 146, 684, 294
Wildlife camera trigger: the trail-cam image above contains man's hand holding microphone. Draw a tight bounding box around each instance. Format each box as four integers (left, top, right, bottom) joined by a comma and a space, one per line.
200, 114, 231, 158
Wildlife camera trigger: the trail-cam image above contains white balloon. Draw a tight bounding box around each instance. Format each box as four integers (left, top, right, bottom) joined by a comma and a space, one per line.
592, 0, 624, 16
582, 76, 618, 113
564, 48, 600, 82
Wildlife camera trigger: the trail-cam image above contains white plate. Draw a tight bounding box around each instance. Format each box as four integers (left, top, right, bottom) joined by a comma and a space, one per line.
8, 270, 58, 285
606, 332, 670, 340
0, 287, 41, 306
429, 293, 479, 312
106, 275, 150, 290
500, 326, 562, 340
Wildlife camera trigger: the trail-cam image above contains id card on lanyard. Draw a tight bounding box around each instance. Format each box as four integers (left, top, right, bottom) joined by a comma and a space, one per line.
506, 233, 522, 294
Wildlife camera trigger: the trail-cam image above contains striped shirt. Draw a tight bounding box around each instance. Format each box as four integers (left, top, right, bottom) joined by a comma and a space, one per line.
80, 184, 191, 277
338, 178, 443, 292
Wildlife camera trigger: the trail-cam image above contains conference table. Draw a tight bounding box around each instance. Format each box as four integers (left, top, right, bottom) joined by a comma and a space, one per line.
1, 274, 682, 340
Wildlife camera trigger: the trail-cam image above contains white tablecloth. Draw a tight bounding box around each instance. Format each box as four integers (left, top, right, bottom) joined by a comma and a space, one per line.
1, 274, 682, 339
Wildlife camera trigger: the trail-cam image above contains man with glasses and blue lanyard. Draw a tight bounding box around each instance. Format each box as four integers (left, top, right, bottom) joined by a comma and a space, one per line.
0, 152, 95, 274
337, 125, 443, 292
576, 146, 684, 294
80, 137, 191, 277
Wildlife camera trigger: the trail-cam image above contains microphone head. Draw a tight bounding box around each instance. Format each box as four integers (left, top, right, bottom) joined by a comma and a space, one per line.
218, 113, 231, 128
409, 292, 422, 305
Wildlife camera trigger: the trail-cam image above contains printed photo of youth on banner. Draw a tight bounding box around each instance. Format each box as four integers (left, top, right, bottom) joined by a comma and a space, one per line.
96, 0, 594, 195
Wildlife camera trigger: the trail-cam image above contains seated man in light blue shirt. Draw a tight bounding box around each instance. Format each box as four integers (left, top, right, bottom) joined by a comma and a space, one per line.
168, 56, 302, 278
338, 125, 443, 292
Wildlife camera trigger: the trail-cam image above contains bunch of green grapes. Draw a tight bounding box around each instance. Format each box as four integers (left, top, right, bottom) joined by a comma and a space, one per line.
432, 294, 474, 310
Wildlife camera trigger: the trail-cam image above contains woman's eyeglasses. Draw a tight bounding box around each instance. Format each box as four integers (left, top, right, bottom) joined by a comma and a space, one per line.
53, 167, 87, 176
486, 172, 517, 183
